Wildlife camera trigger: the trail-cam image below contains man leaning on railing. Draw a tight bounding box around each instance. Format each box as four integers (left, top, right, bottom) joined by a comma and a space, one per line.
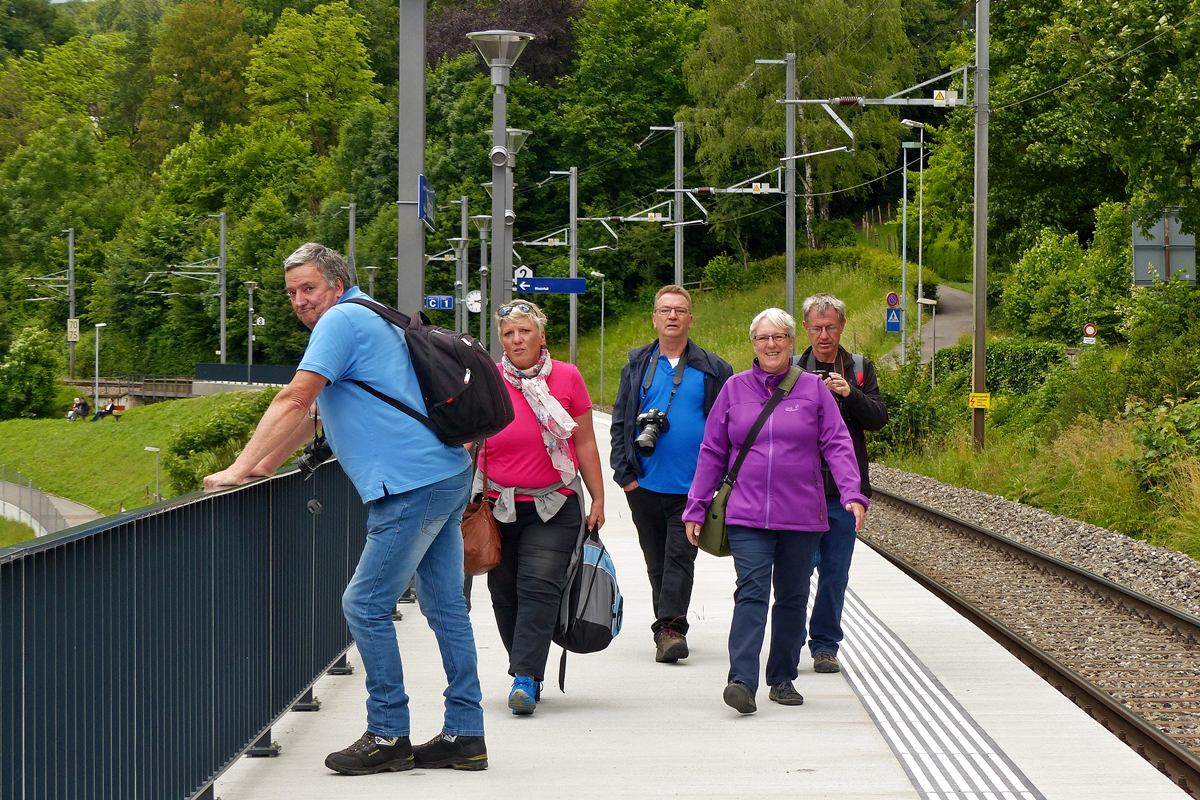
203, 243, 488, 776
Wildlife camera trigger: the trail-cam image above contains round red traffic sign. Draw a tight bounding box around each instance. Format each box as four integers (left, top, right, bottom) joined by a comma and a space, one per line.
1083, 323, 1097, 337
886, 292, 900, 308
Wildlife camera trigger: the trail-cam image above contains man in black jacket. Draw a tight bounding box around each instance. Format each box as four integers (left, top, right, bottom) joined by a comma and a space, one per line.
795, 293, 889, 674
611, 285, 733, 663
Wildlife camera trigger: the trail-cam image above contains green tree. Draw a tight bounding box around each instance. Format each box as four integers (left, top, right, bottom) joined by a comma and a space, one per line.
245, 1, 376, 155
139, 0, 255, 161
0, 325, 64, 419
0, 0, 77, 60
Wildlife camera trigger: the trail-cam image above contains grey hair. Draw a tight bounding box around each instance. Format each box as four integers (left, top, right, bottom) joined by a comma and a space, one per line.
801, 293, 846, 324
495, 299, 548, 336
283, 242, 356, 289
749, 307, 796, 340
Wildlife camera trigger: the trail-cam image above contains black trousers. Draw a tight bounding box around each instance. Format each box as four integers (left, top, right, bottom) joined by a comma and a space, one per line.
625, 486, 697, 636
487, 498, 582, 682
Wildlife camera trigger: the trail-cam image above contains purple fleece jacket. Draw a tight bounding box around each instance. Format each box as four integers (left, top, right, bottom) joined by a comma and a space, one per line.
683, 361, 869, 532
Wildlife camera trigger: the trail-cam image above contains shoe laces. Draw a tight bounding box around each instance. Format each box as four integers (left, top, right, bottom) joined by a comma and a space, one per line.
347, 731, 394, 754
512, 675, 536, 695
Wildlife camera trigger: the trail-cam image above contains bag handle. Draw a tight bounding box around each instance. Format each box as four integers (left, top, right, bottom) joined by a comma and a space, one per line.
725, 366, 801, 487
470, 442, 490, 501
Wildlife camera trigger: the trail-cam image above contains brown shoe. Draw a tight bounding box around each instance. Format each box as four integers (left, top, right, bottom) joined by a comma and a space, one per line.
325, 731, 413, 775
654, 629, 689, 662
813, 651, 841, 673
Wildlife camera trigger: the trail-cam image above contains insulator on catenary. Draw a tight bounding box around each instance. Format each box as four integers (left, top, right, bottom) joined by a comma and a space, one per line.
838, 96, 861, 106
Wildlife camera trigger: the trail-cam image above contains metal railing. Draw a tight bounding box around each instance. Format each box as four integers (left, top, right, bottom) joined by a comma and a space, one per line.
0, 465, 69, 536
0, 460, 367, 799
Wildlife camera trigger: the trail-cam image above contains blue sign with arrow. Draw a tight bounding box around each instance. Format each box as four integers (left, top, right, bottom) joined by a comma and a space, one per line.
885, 308, 901, 333
515, 277, 587, 294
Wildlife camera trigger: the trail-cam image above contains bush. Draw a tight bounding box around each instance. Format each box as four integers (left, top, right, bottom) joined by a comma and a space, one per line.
813, 218, 857, 248
0, 326, 64, 420
1120, 395, 1200, 498
927, 232, 971, 282
870, 358, 962, 457
703, 253, 744, 291
1118, 278, 1200, 405
933, 339, 1067, 396
165, 388, 280, 492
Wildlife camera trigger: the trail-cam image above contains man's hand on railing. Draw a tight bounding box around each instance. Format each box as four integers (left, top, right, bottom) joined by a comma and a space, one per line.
203, 467, 254, 492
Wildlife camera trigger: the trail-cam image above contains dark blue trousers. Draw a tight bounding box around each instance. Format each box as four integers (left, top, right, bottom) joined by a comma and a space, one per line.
726, 525, 822, 694
807, 499, 858, 656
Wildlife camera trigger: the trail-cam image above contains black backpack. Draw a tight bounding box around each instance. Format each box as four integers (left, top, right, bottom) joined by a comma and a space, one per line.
343, 297, 515, 447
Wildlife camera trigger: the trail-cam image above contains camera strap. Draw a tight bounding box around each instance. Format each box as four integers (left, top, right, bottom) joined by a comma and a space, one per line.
640, 341, 689, 418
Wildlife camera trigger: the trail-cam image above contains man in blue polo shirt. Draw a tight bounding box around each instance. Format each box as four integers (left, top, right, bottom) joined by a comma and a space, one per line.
203, 243, 486, 776
611, 285, 733, 663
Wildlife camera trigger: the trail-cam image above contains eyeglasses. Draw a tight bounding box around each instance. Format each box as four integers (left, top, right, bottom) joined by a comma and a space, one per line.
498, 302, 533, 317
805, 324, 842, 335
655, 306, 690, 317
752, 333, 792, 345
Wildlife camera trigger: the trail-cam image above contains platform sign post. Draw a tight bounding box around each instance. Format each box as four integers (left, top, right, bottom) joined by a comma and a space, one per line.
424, 294, 454, 311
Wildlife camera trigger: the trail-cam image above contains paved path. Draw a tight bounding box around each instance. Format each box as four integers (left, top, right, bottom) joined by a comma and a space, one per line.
0, 479, 103, 536
881, 284, 974, 366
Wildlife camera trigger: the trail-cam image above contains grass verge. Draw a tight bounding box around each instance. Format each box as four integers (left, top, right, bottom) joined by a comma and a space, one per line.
0, 517, 37, 547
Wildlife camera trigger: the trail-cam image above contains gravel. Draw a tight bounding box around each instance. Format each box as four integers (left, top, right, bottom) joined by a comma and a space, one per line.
869, 464, 1200, 621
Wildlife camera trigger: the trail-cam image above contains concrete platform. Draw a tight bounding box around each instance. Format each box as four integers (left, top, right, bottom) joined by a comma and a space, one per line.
214, 414, 1188, 800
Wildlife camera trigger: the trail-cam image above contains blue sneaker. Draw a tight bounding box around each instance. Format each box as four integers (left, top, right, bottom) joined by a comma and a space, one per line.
508, 675, 537, 715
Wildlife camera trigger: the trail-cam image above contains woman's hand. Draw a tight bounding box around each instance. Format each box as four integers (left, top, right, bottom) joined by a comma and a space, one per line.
685, 521, 701, 546
587, 499, 605, 531
846, 501, 866, 532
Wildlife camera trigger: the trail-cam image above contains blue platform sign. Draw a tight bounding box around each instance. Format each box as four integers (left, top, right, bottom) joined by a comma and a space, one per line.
418, 175, 435, 231
515, 277, 587, 294
424, 294, 454, 311
885, 308, 901, 333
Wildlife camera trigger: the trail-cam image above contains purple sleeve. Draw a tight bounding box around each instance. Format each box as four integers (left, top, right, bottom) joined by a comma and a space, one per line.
683, 380, 735, 524
816, 384, 869, 509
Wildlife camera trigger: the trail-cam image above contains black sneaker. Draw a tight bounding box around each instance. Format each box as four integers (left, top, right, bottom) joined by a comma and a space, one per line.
325, 731, 413, 775
413, 732, 488, 771
768, 680, 805, 706
722, 680, 757, 714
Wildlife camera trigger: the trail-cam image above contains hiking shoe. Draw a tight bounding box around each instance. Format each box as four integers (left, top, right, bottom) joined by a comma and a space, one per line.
655, 629, 690, 663
509, 675, 538, 715
813, 651, 841, 673
325, 731, 413, 775
412, 732, 488, 771
722, 680, 757, 714
769, 681, 805, 706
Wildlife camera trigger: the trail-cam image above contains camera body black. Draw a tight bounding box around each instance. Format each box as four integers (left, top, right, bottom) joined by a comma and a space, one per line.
296, 434, 333, 478
634, 408, 670, 456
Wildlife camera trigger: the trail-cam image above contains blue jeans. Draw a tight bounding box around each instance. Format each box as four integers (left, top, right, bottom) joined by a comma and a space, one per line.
342, 467, 484, 738
807, 499, 857, 657
726, 525, 822, 694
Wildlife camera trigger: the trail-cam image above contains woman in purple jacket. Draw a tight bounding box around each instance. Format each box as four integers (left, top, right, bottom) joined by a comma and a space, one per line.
684, 308, 867, 714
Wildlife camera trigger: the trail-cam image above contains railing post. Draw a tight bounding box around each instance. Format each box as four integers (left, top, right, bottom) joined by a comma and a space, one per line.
245, 728, 282, 757
291, 686, 321, 712
329, 653, 354, 675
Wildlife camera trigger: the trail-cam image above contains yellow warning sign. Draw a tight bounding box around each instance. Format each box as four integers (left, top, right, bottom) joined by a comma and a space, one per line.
934, 90, 947, 107
968, 392, 991, 409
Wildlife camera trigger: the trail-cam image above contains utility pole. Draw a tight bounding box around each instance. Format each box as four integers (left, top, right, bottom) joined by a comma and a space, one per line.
460, 196, 469, 333
66, 228, 76, 379
785, 53, 796, 318
472, 214, 492, 350
549, 168, 580, 362
246, 281, 257, 384
972, 0, 990, 449
216, 212, 227, 364
397, 0, 426, 315
901, 146, 908, 364
650, 124, 685, 285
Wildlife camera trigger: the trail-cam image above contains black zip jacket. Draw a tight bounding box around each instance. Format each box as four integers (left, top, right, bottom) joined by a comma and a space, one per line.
798, 344, 889, 498
610, 339, 734, 489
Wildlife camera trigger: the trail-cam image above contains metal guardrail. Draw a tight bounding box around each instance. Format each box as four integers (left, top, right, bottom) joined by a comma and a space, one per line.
0, 461, 367, 800
64, 375, 196, 402
0, 464, 69, 536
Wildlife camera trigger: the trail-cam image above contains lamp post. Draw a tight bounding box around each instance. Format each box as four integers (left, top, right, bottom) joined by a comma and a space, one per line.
917, 297, 938, 388
245, 281, 258, 384
472, 214, 492, 349
590, 270, 606, 404
93, 322, 107, 411
364, 265, 378, 298
206, 212, 227, 363
504, 126, 532, 304
902, 120, 926, 351
466, 29, 534, 359
144, 446, 161, 501
448, 236, 469, 333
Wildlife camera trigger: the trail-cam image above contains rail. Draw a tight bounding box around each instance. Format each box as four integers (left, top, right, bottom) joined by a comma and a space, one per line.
865, 487, 1200, 797
0, 464, 69, 536
0, 460, 367, 800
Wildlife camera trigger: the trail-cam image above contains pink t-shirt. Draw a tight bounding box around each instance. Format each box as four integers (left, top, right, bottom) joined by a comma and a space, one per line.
485, 360, 593, 497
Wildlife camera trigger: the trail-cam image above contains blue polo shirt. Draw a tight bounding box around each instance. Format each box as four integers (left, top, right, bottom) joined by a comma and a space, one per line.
298, 287, 470, 503
636, 349, 707, 494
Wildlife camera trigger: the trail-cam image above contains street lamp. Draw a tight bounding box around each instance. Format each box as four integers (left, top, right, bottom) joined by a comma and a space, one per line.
902, 119, 926, 350
245, 281, 258, 384
917, 297, 938, 388
93, 322, 107, 411
144, 446, 161, 501
471, 214, 492, 349
364, 265, 378, 298
466, 29, 535, 358
590, 270, 606, 404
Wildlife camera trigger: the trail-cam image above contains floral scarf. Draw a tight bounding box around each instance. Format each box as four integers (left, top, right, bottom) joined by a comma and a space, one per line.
501, 347, 578, 484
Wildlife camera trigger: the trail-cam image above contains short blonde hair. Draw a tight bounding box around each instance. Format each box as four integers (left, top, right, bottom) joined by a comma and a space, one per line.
654, 285, 693, 312
749, 307, 796, 340
495, 300, 548, 336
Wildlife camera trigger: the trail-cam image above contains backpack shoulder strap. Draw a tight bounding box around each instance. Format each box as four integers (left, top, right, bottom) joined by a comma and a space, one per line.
852, 353, 864, 386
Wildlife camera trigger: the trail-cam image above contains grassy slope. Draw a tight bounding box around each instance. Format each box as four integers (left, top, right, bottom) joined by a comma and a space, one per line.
0, 517, 37, 547
0, 389, 265, 514
563, 265, 899, 406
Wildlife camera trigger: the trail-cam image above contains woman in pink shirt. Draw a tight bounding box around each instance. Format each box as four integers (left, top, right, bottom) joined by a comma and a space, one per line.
479, 300, 605, 716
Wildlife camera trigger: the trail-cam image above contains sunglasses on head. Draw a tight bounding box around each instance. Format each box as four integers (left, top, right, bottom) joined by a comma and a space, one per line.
497, 302, 533, 317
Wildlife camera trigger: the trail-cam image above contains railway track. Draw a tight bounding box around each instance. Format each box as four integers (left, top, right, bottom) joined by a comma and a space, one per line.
863, 487, 1200, 797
